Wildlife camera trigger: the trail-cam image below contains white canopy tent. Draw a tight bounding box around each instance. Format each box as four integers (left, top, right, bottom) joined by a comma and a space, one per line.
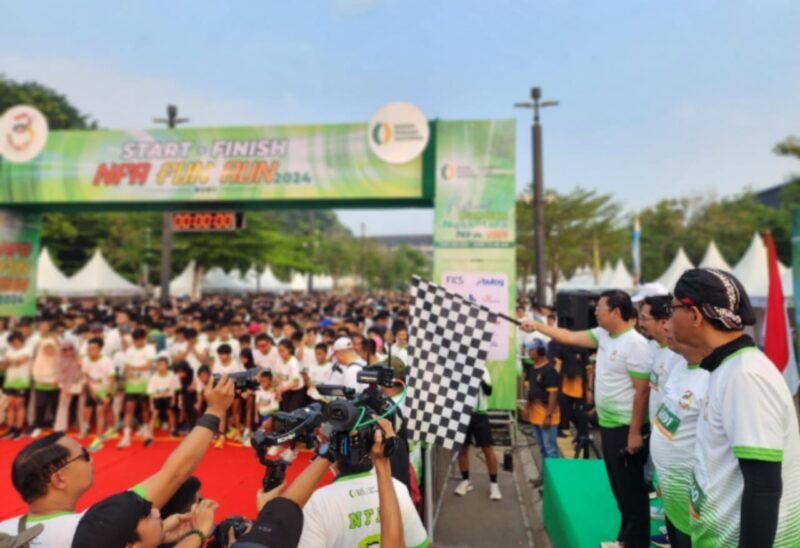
258, 267, 289, 292
37, 247, 72, 295
289, 272, 309, 292
311, 274, 335, 291
699, 241, 732, 271
65, 249, 144, 297
201, 267, 248, 294
562, 265, 597, 290
597, 261, 614, 288
732, 233, 793, 301
604, 259, 634, 291
654, 248, 695, 292
169, 260, 198, 297
228, 268, 255, 293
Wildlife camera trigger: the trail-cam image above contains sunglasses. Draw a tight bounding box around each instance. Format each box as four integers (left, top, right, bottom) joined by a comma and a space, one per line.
56, 448, 91, 471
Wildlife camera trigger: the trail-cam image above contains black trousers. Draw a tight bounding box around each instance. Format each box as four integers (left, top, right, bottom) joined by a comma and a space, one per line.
600, 424, 651, 548
34, 389, 59, 428
665, 516, 692, 548
558, 393, 582, 430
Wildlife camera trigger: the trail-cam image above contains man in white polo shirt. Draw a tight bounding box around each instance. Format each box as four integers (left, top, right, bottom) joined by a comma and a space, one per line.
671, 268, 800, 547
328, 337, 366, 393
523, 289, 652, 548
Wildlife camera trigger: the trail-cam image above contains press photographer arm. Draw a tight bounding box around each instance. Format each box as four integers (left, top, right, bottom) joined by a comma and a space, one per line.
372, 419, 404, 548
137, 376, 235, 508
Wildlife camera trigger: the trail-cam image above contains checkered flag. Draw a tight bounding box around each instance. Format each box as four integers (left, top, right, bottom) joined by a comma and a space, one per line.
405, 276, 497, 450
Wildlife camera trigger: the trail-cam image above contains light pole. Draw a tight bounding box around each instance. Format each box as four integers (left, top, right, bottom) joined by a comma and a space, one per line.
515, 87, 558, 306
153, 105, 189, 304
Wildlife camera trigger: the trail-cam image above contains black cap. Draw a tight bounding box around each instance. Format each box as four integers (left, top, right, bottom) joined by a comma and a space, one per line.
72, 491, 151, 548
232, 498, 303, 548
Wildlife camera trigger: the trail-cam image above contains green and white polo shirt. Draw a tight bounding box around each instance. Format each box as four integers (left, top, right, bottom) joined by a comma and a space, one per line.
650, 359, 709, 535
298, 470, 430, 548
587, 327, 651, 428
648, 342, 684, 422
690, 345, 800, 547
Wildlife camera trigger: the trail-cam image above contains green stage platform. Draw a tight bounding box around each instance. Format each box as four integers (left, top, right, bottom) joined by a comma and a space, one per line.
542, 459, 665, 548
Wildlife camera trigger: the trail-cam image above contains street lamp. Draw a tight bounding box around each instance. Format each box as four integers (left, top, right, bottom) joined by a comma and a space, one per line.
153, 105, 189, 304
515, 87, 559, 306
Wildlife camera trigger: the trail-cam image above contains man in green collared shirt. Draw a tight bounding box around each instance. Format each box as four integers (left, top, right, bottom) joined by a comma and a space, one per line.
523, 289, 652, 548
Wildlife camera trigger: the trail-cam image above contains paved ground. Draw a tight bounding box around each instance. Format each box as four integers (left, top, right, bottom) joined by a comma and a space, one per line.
433, 428, 553, 548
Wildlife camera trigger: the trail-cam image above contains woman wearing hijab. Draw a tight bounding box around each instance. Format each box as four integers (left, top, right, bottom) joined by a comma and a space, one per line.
54, 338, 85, 433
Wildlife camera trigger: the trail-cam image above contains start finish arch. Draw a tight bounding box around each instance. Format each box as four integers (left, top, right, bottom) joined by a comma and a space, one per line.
0, 104, 517, 409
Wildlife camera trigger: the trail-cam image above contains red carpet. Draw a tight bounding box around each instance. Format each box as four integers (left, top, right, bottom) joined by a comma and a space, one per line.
0, 435, 333, 521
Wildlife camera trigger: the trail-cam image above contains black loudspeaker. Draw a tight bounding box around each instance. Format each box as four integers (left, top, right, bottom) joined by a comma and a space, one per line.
556, 290, 601, 331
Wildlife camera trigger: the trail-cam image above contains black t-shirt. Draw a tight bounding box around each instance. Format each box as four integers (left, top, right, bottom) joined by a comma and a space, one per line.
555, 345, 588, 379
526, 360, 560, 405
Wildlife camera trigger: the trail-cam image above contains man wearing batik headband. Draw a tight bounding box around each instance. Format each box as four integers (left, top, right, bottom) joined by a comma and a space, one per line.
671, 268, 800, 547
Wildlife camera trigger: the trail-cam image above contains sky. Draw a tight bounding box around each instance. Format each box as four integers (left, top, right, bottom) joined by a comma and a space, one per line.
1, 0, 799, 235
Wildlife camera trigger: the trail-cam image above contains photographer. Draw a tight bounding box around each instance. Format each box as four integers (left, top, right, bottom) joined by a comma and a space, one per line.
0, 377, 234, 547
298, 418, 426, 548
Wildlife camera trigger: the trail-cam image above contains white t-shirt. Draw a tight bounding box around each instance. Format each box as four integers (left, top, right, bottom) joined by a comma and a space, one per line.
273, 356, 304, 391
211, 337, 240, 370
255, 387, 279, 416
212, 359, 245, 376
588, 327, 651, 428
648, 343, 684, 421
184, 340, 209, 373
0, 511, 84, 548
650, 360, 709, 535
329, 358, 367, 393
690, 346, 800, 547
121, 344, 156, 394
82, 355, 115, 395
253, 346, 280, 370
298, 470, 429, 548
147, 372, 181, 398
299, 345, 317, 374
3, 346, 32, 389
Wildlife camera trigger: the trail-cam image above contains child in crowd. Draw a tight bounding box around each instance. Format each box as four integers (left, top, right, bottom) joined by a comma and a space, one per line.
118, 328, 156, 448
0, 332, 32, 440
305, 342, 332, 401
82, 337, 116, 451
194, 365, 211, 417
145, 355, 181, 447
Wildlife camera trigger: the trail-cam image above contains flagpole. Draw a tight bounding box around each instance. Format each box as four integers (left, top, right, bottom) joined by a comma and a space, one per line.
424, 445, 434, 541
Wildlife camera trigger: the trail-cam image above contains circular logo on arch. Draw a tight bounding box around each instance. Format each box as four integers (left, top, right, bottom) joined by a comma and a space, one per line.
368, 102, 429, 164
0, 105, 49, 163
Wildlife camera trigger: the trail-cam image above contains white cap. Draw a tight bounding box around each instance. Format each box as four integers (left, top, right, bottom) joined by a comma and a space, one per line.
332, 337, 353, 351
631, 282, 669, 304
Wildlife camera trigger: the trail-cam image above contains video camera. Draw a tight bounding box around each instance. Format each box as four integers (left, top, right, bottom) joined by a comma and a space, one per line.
250, 403, 324, 490
316, 364, 398, 468
211, 368, 260, 391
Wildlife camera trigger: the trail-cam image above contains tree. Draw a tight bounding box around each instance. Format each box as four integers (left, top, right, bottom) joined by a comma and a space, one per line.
636, 199, 690, 281
517, 187, 628, 299
0, 75, 94, 129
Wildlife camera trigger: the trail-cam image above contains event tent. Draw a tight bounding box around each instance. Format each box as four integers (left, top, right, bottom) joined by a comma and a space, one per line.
604, 259, 634, 290
65, 249, 144, 297
201, 267, 248, 294
654, 248, 695, 292
562, 265, 596, 290
732, 233, 793, 301
698, 241, 732, 271
36, 247, 72, 295
168, 260, 197, 297
597, 261, 614, 288
258, 267, 288, 292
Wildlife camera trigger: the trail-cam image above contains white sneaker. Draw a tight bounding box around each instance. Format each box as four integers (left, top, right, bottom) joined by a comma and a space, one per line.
30, 428, 42, 439
489, 483, 502, 501
135, 426, 146, 438
454, 479, 473, 496
117, 437, 131, 449
599, 542, 622, 548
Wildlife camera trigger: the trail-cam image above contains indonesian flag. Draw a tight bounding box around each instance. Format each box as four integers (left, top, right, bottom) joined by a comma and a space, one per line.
762, 232, 800, 395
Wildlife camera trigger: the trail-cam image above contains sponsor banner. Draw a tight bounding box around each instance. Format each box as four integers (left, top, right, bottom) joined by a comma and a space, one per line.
433, 120, 517, 409
434, 249, 516, 410
368, 102, 430, 164
0, 123, 425, 205
0, 105, 49, 163
433, 119, 516, 247
0, 209, 41, 317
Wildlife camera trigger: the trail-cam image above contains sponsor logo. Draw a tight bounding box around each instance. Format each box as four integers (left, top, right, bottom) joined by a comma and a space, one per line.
679, 389, 694, 410
0, 105, 49, 163
367, 102, 429, 164
440, 163, 457, 180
